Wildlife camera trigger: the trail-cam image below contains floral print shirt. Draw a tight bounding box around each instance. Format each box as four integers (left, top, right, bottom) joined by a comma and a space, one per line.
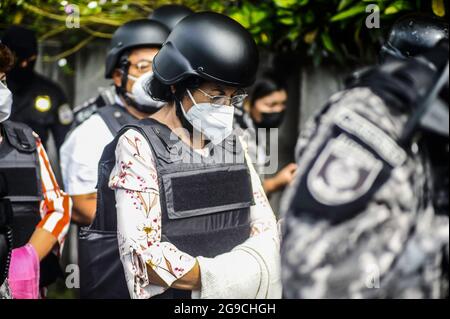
109, 128, 278, 299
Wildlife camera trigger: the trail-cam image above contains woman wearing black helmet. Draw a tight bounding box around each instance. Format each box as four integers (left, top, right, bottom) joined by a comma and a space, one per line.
104, 12, 281, 299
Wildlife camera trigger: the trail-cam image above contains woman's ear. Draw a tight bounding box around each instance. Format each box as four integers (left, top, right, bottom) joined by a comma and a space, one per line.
112, 69, 122, 87
170, 85, 176, 94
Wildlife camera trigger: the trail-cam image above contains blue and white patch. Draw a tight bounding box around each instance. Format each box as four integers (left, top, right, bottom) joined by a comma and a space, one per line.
307, 134, 383, 206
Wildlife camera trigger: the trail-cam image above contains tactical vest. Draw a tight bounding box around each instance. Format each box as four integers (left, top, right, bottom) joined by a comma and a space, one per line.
0, 121, 61, 287
96, 103, 138, 136
80, 118, 254, 299
78, 103, 139, 299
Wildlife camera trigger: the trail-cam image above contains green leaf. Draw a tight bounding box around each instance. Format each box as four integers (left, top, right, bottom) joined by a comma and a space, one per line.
260, 32, 270, 45
209, 1, 225, 13
251, 8, 269, 25
287, 28, 300, 42
384, 0, 413, 15
279, 16, 295, 25
229, 11, 251, 28
321, 31, 336, 52
337, 0, 355, 11
432, 0, 446, 17
330, 4, 367, 22
273, 0, 298, 9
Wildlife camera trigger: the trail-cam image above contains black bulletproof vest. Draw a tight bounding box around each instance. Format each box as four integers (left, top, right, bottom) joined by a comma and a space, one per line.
78, 104, 139, 299
80, 118, 253, 299
96, 103, 138, 136
0, 121, 61, 287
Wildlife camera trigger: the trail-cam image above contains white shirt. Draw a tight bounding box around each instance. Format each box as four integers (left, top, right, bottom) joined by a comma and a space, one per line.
60, 113, 114, 195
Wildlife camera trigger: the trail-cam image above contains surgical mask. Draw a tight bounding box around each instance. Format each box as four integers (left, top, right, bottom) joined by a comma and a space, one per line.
0, 81, 13, 123
127, 72, 165, 113
181, 89, 235, 145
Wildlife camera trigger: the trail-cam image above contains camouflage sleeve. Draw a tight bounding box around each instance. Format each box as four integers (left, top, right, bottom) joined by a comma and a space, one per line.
281, 88, 449, 299
0, 279, 12, 299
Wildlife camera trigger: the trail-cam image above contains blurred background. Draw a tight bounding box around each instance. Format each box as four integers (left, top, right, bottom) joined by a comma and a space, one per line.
0, 0, 447, 298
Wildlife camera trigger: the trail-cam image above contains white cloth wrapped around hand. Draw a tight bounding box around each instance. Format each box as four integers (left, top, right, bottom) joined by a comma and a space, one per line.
192, 228, 282, 299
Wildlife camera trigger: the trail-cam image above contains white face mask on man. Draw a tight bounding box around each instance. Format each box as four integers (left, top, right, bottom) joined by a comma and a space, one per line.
127, 72, 165, 109
0, 81, 13, 123
180, 89, 235, 145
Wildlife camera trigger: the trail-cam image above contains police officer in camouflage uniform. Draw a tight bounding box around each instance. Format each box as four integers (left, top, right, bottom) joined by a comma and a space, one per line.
281, 15, 449, 299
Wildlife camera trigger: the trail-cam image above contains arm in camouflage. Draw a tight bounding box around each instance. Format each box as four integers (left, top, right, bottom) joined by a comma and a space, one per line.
281, 50, 449, 299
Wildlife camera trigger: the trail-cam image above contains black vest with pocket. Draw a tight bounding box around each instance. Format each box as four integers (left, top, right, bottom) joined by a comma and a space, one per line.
80, 117, 253, 299
78, 103, 138, 299
0, 120, 62, 287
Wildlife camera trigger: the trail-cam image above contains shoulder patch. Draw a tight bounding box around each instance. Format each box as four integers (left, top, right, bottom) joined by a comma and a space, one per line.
58, 103, 74, 125
307, 134, 383, 206
334, 108, 406, 167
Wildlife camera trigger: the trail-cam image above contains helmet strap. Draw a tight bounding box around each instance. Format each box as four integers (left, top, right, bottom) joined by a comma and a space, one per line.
115, 55, 131, 102
174, 95, 194, 137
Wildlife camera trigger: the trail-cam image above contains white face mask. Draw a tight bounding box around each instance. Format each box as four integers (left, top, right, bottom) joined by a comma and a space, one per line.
128, 72, 165, 109
181, 89, 235, 145
0, 81, 13, 123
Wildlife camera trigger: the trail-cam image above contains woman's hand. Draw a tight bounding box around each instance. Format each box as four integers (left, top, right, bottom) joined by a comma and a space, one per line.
171, 259, 201, 291
147, 259, 201, 291
263, 163, 298, 195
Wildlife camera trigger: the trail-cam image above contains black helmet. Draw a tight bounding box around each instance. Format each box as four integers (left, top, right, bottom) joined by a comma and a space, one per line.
148, 4, 193, 31
105, 19, 170, 78
381, 14, 449, 60
152, 12, 259, 88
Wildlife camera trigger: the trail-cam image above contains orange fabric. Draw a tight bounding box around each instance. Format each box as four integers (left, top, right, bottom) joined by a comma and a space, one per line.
34, 136, 72, 254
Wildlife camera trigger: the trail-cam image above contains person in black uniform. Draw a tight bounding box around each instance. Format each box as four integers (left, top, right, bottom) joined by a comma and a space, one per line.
1, 26, 73, 150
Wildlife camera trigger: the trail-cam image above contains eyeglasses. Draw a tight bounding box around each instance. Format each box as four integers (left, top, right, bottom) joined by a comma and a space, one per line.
196, 88, 248, 107
128, 59, 153, 73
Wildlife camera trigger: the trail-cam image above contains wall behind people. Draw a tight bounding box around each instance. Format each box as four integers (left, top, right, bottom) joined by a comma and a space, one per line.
74, 40, 111, 107
34, 40, 74, 184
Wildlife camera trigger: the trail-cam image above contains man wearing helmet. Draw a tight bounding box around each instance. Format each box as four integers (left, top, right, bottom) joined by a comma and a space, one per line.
60, 19, 170, 226
86, 12, 281, 299
70, 4, 193, 128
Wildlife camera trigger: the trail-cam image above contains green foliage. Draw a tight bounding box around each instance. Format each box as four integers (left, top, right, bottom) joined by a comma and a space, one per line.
0, 0, 447, 66
222, 0, 447, 65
